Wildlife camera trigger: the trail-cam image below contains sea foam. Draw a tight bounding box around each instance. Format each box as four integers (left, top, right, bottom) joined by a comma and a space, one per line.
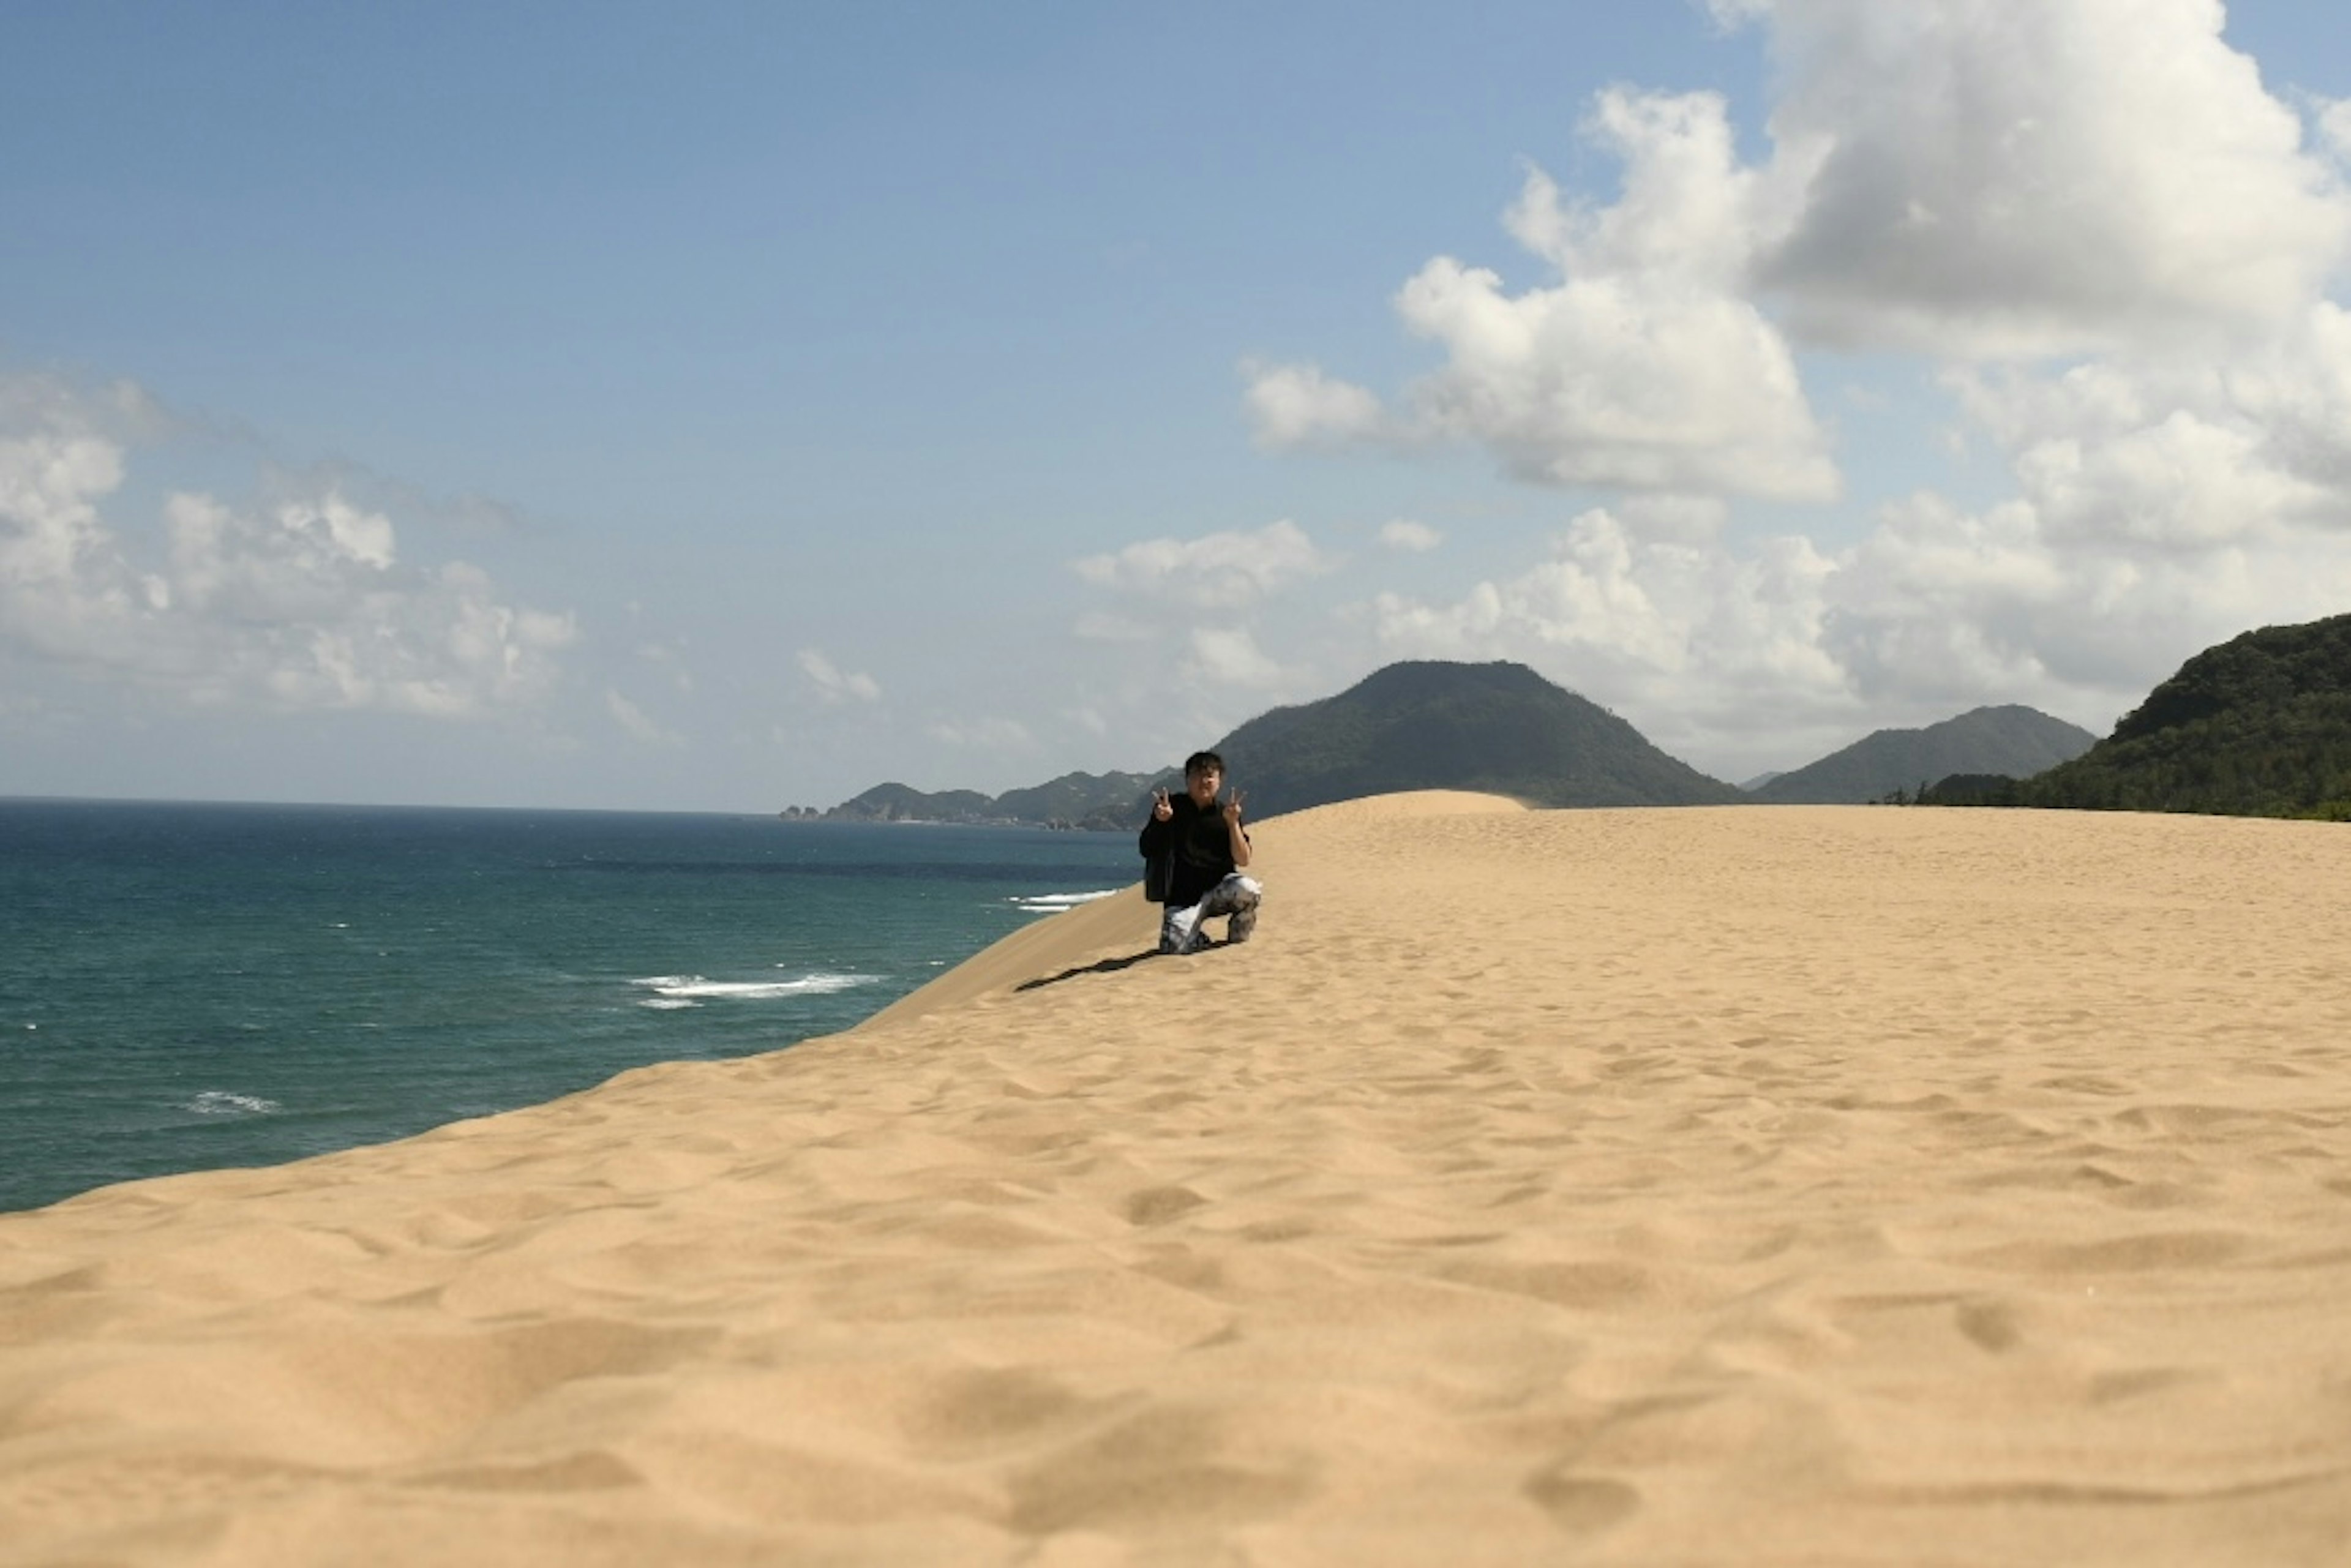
631, 972, 877, 1007
1010, 888, 1122, 915
186, 1091, 280, 1116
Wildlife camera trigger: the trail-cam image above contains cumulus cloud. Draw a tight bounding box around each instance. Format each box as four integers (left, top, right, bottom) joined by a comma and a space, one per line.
1373, 509, 1834, 695
1616, 493, 1730, 544
1244, 0, 2351, 780
1741, 0, 2351, 356
1071, 519, 1334, 608
1068, 520, 1329, 700
0, 375, 573, 717
2322, 97, 2351, 165
1365, 457, 2351, 780
606, 688, 683, 746
1072, 610, 1153, 644
926, 715, 1033, 752
1821, 486, 2351, 705
271, 459, 528, 539
1250, 0, 2351, 511
1241, 363, 1390, 451
1946, 301, 2351, 542
1378, 519, 1444, 553
1247, 89, 1839, 501
796, 647, 882, 704
1182, 626, 1286, 689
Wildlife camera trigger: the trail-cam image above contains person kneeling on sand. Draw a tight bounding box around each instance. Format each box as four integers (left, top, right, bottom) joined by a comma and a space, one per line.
1140, 750, 1262, 955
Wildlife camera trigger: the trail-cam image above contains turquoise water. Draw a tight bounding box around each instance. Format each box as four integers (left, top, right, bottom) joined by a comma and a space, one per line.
0, 801, 1139, 1214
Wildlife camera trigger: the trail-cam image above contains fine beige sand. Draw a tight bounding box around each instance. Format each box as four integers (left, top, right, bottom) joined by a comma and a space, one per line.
6, 795, 2351, 1565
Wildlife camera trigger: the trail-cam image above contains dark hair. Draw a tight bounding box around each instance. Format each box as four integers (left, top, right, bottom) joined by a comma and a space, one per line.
1183, 750, 1225, 778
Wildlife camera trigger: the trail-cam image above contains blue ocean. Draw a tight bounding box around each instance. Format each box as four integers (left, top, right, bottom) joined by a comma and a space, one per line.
0, 800, 1139, 1215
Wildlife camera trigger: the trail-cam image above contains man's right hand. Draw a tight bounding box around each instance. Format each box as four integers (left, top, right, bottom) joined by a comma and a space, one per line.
1152, 788, 1173, 822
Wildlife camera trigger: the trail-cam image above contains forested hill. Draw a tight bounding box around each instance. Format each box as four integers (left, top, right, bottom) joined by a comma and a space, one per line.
825, 771, 1158, 829
1206, 661, 1743, 817
1751, 705, 2096, 803
2022, 613, 2351, 817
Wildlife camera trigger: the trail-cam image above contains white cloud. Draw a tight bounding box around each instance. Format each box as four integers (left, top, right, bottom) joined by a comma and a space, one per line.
926, 715, 1033, 752
1246, 89, 1840, 501
1237, 0, 2351, 784
1241, 362, 1389, 451
1182, 626, 1286, 689
1373, 508, 1832, 693
606, 688, 683, 746
1072, 610, 1153, 643
0, 375, 574, 718
796, 647, 882, 704
1945, 301, 2351, 542
1248, 0, 2351, 515
1378, 518, 1444, 553
2322, 97, 2351, 165
0, 370, 175, 446
1820, 485, 2351, 705
1071, 519, 1334, 609
1616, 493, 1729, 544
636, 639, 694, 694
1360, 449, 2351, 781
1741, 0, 2351, 356
1064, 522, 1324, 745
1365, 508, 1851, 771
272, 458, 527, 539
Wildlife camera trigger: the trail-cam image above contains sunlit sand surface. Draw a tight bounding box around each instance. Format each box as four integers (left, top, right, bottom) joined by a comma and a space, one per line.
6, 795, 2350, 1563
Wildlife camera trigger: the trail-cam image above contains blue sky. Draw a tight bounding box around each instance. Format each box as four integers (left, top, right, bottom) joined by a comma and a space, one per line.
7, 1, 2351, 809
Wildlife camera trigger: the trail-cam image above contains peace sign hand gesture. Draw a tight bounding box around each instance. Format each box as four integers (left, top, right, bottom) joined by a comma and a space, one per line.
1222, 789, 1247, 825
1152, 787, 1174, 822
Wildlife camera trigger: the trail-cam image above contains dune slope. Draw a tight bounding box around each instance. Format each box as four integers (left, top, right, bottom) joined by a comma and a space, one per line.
5, 794, 2350, 1564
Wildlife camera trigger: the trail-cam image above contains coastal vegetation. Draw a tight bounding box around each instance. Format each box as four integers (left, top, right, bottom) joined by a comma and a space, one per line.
2011, 614, 2351, 819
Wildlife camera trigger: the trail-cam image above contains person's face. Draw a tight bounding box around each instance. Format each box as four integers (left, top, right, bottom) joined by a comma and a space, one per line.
1185, 767, 1221, 807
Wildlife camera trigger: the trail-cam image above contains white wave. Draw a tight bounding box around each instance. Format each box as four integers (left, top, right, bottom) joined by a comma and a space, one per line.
636, 997, 700, 1011
187, 1090, 280, 1116
1010, 888, 1122, 915
629, 972, 877, 1002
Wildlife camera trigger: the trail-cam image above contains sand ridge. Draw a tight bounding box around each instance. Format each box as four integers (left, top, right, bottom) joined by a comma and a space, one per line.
5, 795, 2351, 1563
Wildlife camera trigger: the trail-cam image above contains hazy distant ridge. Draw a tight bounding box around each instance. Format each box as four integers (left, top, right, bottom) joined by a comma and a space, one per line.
1750, 706, 2098, 804
823, 661, 1749, 826
827, 771, 1160, 830
817, 618, 2351, 827
820, 664, 2108, 825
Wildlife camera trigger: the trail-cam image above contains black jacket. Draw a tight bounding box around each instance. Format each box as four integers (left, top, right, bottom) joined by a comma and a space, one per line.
1139, 795, 1247, 907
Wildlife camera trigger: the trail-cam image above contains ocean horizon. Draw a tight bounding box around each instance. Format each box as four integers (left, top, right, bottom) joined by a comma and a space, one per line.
1, 798, 1139, 1214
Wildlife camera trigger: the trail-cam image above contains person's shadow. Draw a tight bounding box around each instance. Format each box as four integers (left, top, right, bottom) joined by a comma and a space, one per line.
1015, 948, 1164, 992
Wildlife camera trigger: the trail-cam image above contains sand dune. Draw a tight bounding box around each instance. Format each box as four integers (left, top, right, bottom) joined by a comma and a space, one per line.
6, 795, 2351, 1564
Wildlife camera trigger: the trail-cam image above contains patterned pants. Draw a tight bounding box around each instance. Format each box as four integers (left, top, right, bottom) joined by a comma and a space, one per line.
1159, 873, 1264, 955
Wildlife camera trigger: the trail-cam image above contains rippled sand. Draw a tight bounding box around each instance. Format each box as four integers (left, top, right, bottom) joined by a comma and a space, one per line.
6, 795, 2350, 1564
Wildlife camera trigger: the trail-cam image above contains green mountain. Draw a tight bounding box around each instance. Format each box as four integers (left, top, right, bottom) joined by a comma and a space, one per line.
989, 770, 1164, 829
825, 782, 997, 823
1204, 660, 1742, 816
819, 661, 1740, 827
1750, 705, 2097, 804
825, 771, 1157, 829
2022, 613, 2351, 817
